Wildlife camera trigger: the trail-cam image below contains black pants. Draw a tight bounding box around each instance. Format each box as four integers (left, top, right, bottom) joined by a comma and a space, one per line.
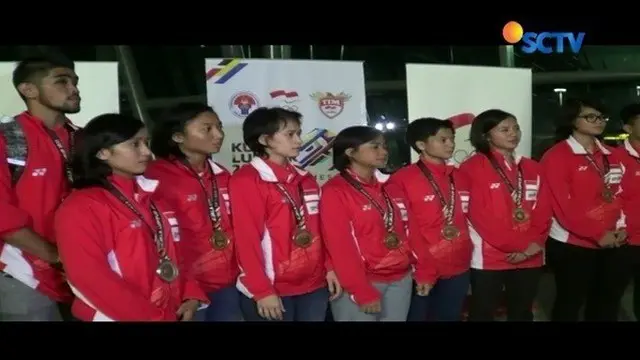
547, 240, 633, 322
468, 267, 541, 321
57, 302, 78, 322
623, 246, 640, 321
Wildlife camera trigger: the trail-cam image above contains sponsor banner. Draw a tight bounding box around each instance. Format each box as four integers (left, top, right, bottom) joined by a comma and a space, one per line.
205, 58, 367, 184
0, 62, 120, 127
406, 64, 533, 164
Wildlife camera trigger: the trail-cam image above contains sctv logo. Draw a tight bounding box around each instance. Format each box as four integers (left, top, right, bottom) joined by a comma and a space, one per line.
502, 21, 585, 54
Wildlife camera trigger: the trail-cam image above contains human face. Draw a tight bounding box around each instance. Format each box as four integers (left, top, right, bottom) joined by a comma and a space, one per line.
487, 117, 521, 152
25, 67, 81, 114
173, 111, 224, 156
98, 128, 152, 177
262, 119, 303, 159
623, 115, 640, 142
574, 106, 607, 136
418, 127, 455, 161
347, 134, 389, 169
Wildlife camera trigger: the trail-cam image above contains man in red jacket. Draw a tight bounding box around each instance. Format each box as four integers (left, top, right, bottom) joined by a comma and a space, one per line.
0, 55, 80, 320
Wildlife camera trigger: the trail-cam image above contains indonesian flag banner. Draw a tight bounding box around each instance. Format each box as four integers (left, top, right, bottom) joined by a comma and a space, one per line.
204, 58, 368, 184
405, 64, 533, 165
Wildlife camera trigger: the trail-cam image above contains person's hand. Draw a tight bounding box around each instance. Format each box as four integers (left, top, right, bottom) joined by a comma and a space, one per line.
326, 271, 342, 301
598, 231, 618, 248
256, 295, 285, 320
359, 299, 381, 314
415, 283, 433, 297
506, 252, 528, 263
614, 230, 628, 247
176, 299, 200, 321
523, 243, 543, 257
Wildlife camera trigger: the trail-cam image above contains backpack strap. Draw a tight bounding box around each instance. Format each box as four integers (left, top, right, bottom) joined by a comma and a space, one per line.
0, 115, 28, 186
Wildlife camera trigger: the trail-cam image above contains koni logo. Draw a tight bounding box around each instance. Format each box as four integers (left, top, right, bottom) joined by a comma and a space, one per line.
502, 21, 585, 54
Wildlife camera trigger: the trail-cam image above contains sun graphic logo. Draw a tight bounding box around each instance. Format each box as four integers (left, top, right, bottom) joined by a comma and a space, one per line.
501, 21, 585, 55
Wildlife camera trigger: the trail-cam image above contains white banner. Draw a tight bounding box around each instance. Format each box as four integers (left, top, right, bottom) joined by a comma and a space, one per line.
0, 62, 120, 127
205, 58, 367, 184
406, 64, 532, 164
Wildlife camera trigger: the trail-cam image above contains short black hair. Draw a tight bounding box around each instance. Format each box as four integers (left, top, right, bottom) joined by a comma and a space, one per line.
469, 109, 516, 154
619, 103, 640, 126
150, 102, 216, 159
71, 113, 145, 189
333, 125, 384, 172
12, 55, 75, 101
242, 107, 302, 156
406, 117, 454, 154
554, 97, 607, 140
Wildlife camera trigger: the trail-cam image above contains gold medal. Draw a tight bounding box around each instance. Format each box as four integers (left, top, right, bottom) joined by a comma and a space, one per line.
602, 187, 614, 203
441, 224, 460, 241
211, 229, 229, 250
293, 229, 313, 248
384, 232, 401, 249
512, 207, 529, 223
156, 258, 179, 283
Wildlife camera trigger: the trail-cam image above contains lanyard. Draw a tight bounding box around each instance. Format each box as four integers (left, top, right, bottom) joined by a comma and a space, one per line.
179, 159, 223, 232
416, 161, 456, 224
274, 182, 307, 229
488, 155, 524, 207
44, 123, 76, 183
341, 172, 394, 232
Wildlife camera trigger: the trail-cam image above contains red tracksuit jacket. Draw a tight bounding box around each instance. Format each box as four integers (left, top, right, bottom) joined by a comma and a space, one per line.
146, 157, 238, 293
54, 175, 208, 321
614, 140, 640, 245
319, 169, 414, 306
388, 159, 472, 285
540, 136, 625, 249
0, 112, 73, 302
458, 152, 552, 270
229, 157, 326, 301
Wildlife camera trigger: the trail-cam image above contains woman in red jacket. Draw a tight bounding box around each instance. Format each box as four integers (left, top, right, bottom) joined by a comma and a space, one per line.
54, 113, 208, 321
320, 125, 414, 321
459, 109, 552, 322
388, 117, 472, 322
541, 98, 627, 321
146, 103, 241, 321
230, 107, 341, 321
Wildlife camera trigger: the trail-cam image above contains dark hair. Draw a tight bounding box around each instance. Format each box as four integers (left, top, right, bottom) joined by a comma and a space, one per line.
71, 113, 145, 189
332, 126, 384, 172
469, 109, 516, 154
150, 102, 216, 159
554, 97, 607, 141
619, 103, 640, 126
242, 107, 302, 156
12, 55, 75, 101
406, 117, 454, 153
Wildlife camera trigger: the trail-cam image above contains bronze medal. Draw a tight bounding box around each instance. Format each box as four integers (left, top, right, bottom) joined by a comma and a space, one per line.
211, 229, 229, 250
602, 187, 614, 203
384, 232, 401, 249
512, 207, 529, 223
441, 224, 460, 241
156, 258, 179, 283
293, 229, 313, 248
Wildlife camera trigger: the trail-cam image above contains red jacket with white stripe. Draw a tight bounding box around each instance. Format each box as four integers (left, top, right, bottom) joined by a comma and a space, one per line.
229, 157, 327, 301
0, 112, 73, 303
540, 136, 625, 249
388, 159, 472, 285
53, 175, 208, 321
145, 158, 238, 293
458, 152, 552, 270
613, 140, 640, 246
319, 170, 414, 306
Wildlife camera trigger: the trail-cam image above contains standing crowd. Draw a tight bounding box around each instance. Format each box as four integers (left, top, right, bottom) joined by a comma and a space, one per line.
1, 55, 639, 322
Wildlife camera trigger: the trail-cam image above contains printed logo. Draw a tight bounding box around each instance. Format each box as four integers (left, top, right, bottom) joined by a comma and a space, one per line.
229, 91, 260, 118
270, 89, 299, 111
294, 128, 336, 169
447, 113, 476, 164
310, 91, 351, 119
206, 59, 248, 84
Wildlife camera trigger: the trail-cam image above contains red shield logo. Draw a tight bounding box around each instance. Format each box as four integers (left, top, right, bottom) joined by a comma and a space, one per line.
310, 92, 351, 119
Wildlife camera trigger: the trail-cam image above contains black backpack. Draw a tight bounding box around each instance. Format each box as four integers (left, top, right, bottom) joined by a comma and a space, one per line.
0, 115, 28, 186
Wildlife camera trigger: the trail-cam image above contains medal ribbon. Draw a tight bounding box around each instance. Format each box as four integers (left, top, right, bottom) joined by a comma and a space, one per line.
274, 182, 307, 230
105, 184, 168, 259
416, 161, 456, 225
584, 153, 611, 186
341, 172, 395, 233
179, 159, 223, 233
44, 123, 76, 184
488, 155, 524, 207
